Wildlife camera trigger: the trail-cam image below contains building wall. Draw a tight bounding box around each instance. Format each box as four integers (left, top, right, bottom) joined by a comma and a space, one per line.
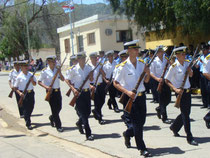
146, 28, 210, 49
99, 19, 146, 52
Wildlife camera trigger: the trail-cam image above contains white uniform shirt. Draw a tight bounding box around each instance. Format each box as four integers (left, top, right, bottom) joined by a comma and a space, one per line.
203, 56, 210, 74
150, 56, 168, 78
165, 60, 190, 89
38, 67, 60, 89
90, 63, 103, 84
115, 58, 146, 92
103, 60, 117, 79
14, 72, 36, 91
8, 69, 21, 86
68, 63, 92, 89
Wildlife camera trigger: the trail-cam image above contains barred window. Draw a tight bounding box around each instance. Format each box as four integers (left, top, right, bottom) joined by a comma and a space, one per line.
87, 32, 95, 45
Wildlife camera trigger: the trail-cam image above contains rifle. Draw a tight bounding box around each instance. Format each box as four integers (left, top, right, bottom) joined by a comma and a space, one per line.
174, 45, 199, 108
123, 47, 160, 113
8, 89, 14, 98
66, 59, 89, 97
157, 46, 176, 93
69, 58, 103, 107
90, 57, 106, 100
142, 50, 150, 59
18, 63, 40, 107
45, 55, 67, 102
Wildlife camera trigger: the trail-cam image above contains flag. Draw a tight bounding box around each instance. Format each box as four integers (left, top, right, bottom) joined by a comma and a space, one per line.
62, 5, 75, 13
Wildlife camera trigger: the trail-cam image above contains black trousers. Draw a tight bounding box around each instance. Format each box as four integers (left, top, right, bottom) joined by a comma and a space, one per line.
204, 80, 210, 122
123, 93, 147, 151
157, 82, 171, 120
15, 91, 24, 116
171, 91, 193, 141
22, 91, 35, 127
94, 82, 106, 120
150, 78, 159, 102
200, 74, 210, 107
49, 90, 62, 129
107, 82, 118, 108
76, 90, 91, 138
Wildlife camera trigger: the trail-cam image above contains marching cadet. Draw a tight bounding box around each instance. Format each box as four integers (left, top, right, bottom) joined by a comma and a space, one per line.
8, 61, 24, 118
70, 55, 78, 66
150, 46, 172, 124
14, 60, 36, 130
89, 52, 106, 125
203, 45, 210, 128
38, 55, 65, 132
114, 40, 152, 157
196, 44, 210, 109
103, 50, 120, 112
66, 51, 94, 141
165, 46, 198, 145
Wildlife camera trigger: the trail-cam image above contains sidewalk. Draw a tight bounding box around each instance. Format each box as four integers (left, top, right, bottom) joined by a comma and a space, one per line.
0, 72, 210, 158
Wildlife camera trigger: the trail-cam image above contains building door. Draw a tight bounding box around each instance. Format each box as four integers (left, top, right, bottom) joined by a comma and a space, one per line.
77, 35, 84, 52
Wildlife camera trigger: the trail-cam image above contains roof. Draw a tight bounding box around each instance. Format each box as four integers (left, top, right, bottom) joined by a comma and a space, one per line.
57, 14, 128, 34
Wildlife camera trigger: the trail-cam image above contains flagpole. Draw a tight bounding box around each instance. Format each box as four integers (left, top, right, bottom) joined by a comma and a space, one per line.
69, 0, 74, 55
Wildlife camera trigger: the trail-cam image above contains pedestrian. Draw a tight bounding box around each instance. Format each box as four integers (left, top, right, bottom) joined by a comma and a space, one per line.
38, 55, 65, 132
8, 61, 24, 118
150, 46, 172, 124
66, 51, 94, 141
114, 39, 152, 157
103, 50, 120, 112
14, 60, 36, 130
165, 46, 198, 145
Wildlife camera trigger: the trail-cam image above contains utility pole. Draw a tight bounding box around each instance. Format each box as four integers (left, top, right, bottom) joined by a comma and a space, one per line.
69, 0, 74, 55
25, 13, 31, 60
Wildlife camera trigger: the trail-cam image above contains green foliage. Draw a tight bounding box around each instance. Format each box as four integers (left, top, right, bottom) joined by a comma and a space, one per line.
109, 0, 210, 36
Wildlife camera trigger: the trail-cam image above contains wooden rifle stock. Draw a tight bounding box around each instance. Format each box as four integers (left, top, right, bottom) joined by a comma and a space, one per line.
8, 90, 14, 98
123, 47, 160, 113
66, 88, 72, 97
174, 45, 199, 108
18, 63, 40, 107
69, 57, 104, 107
45, 56, 67, 102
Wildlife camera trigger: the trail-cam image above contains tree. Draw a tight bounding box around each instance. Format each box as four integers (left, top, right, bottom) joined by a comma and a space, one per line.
109, 0, 210, 36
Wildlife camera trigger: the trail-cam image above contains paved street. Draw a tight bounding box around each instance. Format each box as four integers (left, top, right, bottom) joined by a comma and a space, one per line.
0, 71, 210, 158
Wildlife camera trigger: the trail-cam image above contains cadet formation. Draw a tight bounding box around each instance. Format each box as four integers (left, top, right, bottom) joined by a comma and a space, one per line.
8, 40, 210, 157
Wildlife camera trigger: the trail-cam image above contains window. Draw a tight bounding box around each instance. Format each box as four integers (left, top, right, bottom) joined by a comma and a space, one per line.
77, 35, 84, 52
116, 30, 132, 42
64, 38, 70, 53
87, 32, 95, 45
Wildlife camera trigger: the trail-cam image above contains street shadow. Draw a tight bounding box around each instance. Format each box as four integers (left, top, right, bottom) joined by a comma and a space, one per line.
194, 137, 210, 144
31, 122, 51, 129
148, 147, 185, 157
104, 119, 123, 124
93, 133, 121, 140
144, 125, 161, 131
31, 114, 43, 117
62, 126, 78, 132
2, 134, 26, 138
146, 113, 157, 117
191, 104, 202, 107
37, 133, 49, 137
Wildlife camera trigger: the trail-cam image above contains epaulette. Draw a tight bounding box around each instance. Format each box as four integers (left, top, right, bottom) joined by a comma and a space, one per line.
165, 56, 169, 60
115, 63, 121, 68
138, 59, 145, 64
205, 54, 210, 60
10, 69, 14, 73
100, 63, 103, 66
121, 61, 127, 67
42, 67, 47, 71
172, 63, 177, 68
185, 59, 190, 62
67, 65, 75, 70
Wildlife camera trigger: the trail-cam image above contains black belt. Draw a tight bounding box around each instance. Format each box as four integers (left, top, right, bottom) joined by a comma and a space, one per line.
53, 88, 60, 92
20, 90, 34, 93
183, 89, 190, 93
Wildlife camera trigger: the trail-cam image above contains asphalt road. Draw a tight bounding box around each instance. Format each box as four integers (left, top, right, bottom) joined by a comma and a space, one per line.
0, 71, 210, 158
